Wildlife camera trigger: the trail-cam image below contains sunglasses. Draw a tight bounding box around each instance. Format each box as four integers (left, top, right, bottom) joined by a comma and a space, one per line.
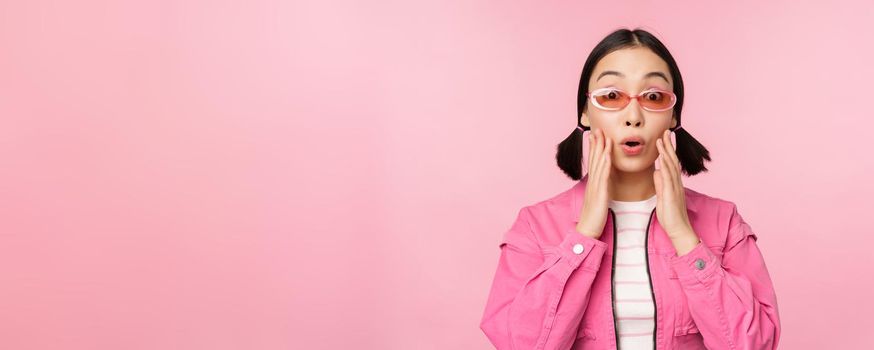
585, 87, 677, 112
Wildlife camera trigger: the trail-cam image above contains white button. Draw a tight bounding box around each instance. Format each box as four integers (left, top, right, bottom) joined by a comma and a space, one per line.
573, 243, 585, 255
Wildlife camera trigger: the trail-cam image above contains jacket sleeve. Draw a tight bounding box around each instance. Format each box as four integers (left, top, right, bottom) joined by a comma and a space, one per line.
668, 203, 781, 350
479, 207, 608, 350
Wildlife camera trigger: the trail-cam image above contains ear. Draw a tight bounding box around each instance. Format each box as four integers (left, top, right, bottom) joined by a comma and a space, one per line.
670, 115, 678, 129
580, 112, 590, 128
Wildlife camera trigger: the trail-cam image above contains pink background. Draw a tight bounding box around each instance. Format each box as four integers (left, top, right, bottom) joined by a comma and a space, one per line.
1, 0, 872, 348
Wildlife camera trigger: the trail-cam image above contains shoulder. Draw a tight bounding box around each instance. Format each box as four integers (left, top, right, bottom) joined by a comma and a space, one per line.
501, 184, 580, 249
682, 187, 756, 248
519, 184, 577, 224
684, 186, 744, 220
683, 186, 731, 206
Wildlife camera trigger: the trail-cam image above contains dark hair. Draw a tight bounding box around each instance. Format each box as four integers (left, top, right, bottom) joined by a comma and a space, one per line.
556, 27, 711, 180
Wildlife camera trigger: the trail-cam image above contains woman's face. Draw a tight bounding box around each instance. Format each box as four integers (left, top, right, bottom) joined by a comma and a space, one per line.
581, 47, 678, 174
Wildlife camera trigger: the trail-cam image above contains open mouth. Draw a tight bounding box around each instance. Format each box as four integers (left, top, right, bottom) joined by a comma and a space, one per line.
620, 140, 644, 155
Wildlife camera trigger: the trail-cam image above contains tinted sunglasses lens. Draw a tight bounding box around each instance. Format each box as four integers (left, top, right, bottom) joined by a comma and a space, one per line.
640, 90, 674, 111
592, 90, 629, 109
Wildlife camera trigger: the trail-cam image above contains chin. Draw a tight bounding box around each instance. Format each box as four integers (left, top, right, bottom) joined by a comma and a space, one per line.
613, 156, 656, 173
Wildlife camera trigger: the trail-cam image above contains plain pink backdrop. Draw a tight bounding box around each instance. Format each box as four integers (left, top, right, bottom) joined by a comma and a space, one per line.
1, 0, 872, 349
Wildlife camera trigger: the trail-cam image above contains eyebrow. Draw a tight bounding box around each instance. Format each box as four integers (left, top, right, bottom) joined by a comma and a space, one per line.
596, 70, 670, 84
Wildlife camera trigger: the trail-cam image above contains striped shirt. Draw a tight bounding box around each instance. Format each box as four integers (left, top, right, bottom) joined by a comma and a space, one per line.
609, 193, 657, 350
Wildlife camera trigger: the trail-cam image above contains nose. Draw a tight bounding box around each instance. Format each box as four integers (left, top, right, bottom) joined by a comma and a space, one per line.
624, 97, 645, 127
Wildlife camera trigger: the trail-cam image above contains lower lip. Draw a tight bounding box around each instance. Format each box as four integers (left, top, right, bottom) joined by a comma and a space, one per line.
621, 143, 644, 155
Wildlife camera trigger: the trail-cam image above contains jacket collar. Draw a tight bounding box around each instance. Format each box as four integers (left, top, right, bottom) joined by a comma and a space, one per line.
570, 173, 699, 224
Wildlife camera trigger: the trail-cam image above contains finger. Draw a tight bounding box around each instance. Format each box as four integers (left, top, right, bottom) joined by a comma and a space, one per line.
657, 140, 674, 195
601, 138, 612, 191
596, 136, 610, 179
657, 138, 679, 188
587, 133, 595, 174
663, 130, 681, 172
594, 129, 606, 175
661, 154, 674, 196
661, 131, 682, 189
595, 129, 604, 164
666, 132, 683, 190
589, 130, 602, 183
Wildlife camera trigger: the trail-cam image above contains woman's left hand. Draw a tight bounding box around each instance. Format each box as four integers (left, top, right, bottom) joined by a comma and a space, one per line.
653, 129, 697, 241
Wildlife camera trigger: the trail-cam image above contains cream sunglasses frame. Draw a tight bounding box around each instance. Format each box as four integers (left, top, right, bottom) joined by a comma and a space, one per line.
585, 87, 677, 112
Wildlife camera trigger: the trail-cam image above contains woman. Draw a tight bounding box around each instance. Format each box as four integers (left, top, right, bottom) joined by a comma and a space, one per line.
479, 28, 781, 350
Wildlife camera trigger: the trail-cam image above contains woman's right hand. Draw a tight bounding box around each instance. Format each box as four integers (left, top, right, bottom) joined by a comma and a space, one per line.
576, 128, 613, 239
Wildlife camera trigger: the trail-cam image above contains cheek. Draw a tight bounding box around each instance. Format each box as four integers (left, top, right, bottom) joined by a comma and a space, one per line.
648, 143, 660, 161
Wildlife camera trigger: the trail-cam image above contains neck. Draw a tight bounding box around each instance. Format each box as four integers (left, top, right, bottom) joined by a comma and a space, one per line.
608, 165, 657, 202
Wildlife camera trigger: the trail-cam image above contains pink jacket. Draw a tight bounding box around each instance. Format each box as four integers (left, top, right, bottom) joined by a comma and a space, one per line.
480, 174, 781, 349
